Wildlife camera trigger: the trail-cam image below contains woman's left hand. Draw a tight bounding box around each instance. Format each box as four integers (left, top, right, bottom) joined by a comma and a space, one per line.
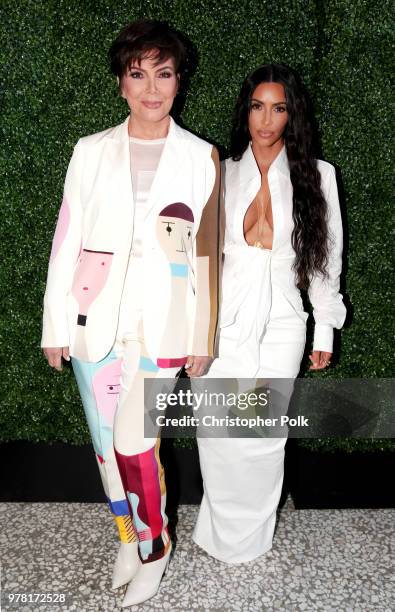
185, 356, 213, 377
309, 350, 332, 370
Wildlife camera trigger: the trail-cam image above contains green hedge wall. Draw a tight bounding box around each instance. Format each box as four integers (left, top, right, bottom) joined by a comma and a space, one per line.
1, 0, 393, 451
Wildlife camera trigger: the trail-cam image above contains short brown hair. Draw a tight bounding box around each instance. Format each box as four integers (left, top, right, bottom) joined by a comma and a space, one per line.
109, 19, 187, 80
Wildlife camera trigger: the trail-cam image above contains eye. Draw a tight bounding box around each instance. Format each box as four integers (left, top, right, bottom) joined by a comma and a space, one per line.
129, 71, 143, 79
159, 71, 173, 78
107, 384, 120, 394
187, 230, 191, 239
274, 106, 287, 113
166, 223, 172, 235
250, 102, 262, 111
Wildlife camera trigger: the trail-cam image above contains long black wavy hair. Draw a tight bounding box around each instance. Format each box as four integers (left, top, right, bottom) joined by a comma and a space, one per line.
230, 63, 329, 290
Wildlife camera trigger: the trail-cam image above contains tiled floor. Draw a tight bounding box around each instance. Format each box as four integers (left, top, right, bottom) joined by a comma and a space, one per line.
0, 498, 393, 611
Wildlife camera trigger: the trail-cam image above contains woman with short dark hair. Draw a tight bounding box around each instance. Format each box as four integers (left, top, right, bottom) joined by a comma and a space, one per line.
193, 63, 346, 563
109, 19, 188, 80
42, 19, 220, 606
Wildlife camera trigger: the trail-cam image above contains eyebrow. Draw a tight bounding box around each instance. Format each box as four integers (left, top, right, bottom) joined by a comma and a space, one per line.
251, 98, 286, 105
129, 65, 175, 73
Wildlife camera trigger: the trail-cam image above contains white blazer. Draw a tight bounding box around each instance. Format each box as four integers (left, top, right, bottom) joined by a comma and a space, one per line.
220, 144, 346, 353
41, 115, 220, 364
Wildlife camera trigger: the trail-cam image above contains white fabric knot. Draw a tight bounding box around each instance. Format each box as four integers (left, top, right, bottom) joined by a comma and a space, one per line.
220, 244, 272, 348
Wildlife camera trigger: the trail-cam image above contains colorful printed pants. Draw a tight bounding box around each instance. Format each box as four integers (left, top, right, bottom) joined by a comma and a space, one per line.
71, 329, 180, 563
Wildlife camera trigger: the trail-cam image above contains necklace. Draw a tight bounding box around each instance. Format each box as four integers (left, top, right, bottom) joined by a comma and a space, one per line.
253, 188, 271, 249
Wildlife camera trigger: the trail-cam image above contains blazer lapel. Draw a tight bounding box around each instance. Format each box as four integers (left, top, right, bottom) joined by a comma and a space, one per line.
234, 143, 290, 249
97, 115, 134, 250
239, 144, 261, 211
144, 117, 188, 218
233, 144, 261, 243
106, 114, 134, 215
267, 145, 290, 250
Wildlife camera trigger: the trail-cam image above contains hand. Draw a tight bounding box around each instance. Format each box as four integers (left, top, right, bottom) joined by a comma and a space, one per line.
185, 355, 213, 377
43, 347, 70, 372
309, 350, 332, 370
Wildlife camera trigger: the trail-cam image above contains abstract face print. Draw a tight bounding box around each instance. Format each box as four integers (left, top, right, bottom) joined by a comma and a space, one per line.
156, 203, 194, 270
71, 249, 114, 325
71, 351, 137, 544
92, 358, 122, 427
155, 203, 194, 368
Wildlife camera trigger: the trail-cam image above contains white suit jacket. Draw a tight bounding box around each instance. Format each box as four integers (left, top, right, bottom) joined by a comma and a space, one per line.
41, 116, 221, 364
221, 144, 346, 353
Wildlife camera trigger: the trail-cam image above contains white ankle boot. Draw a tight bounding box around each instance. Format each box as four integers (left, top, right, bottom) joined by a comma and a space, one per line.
121, 544, 172, 607
112, 542, 141, 590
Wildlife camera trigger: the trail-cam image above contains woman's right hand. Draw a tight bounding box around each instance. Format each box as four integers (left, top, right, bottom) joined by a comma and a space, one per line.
43, 347, 70, 371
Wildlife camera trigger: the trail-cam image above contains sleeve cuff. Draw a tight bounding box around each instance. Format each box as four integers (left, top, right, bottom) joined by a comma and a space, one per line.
313, 324, 334, 353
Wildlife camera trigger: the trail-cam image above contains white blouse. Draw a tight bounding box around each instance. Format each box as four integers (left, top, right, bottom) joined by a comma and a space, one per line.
117, 136, 165, 337
129, 136, 166, 256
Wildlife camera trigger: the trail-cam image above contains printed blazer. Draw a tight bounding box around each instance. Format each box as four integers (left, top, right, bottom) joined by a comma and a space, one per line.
221, 144, 346, 353
41, 115, 221, 365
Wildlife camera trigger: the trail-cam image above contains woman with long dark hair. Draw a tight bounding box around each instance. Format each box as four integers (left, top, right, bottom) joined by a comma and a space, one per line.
192, 64, 346, 562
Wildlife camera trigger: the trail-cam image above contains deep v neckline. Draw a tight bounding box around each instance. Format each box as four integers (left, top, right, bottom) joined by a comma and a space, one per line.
242, 175, 274, 251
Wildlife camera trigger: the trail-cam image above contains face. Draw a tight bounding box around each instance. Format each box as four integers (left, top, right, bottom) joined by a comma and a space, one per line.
120, 53, 179, 124
248, 82, 288, 148
156, 209, 194, 265
92, 360, 122, 425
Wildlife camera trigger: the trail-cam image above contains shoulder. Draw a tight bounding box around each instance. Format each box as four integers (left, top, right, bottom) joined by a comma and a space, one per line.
316, 160, 340, 213
317, 159, 336, 181
316, 160, 338, 197
224, 156, 239, 173
75, 115, 130, 150
76, 124, 117, 149
225, 156, 238, 169
175, 123, 214, 158
223, 156, 240, 185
